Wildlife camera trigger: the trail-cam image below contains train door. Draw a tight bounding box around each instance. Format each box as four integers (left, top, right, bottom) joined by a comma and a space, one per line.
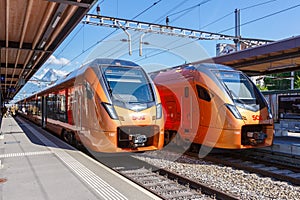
181, 86, 192, 134
73, 88, 82, 132
164, 95, 180, 131
41, 96, 47, 128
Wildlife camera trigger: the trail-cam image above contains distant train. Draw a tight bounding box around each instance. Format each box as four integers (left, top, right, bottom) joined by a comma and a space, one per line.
151, 63, 274, 149
17, 59, 164, 153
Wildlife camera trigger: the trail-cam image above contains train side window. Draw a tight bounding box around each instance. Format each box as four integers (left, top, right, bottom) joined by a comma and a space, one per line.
196, 85, 211, 102
184, 87, 189, 97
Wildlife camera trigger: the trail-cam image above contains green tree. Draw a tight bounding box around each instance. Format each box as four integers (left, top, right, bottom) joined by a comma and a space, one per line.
295, 75, 300, 89
263, 71, 300, 90
256, 84, 268, 91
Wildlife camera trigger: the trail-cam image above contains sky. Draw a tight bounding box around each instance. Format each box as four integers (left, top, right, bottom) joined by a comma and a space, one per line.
14, 0, 300, 100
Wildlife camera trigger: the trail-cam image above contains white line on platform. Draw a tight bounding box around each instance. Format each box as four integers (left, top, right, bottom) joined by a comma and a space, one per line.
19, 118, 128, 200
0, 151, 53, 158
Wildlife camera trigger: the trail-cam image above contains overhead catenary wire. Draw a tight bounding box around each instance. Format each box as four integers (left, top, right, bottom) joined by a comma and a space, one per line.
132, 1, 297, 64
75, 0, 288, 66
154, 0, 192, 24
103, 0, 164, 58
53, 0, 213, 69
133, 0, 277, 61
240, 0, 277, 11
105, 0, 197, 59
134, 0, 209, 60
53, 0, 296, 67
108, 0, 194, 57
24, 0, 300, 94
201, 12, 233, 30
128, 0, 214, 60
56, 0, 163, 71
83, 1, 300, 64
167, 0, 212, 17
165, 0, 213, 24
132, 0, 162, 19
201, 0, 278, 30
219, 2, 300, 34
136, 0, 298, 64
133, 37, 199, 63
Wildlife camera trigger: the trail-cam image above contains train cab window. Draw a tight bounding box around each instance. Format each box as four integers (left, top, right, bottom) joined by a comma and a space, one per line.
214, 70, 267, 111
103, 66, 154, 103
196, 85, 211, 102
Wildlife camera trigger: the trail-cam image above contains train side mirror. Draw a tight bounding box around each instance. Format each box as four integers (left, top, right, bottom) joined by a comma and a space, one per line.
85, 81, 94, 99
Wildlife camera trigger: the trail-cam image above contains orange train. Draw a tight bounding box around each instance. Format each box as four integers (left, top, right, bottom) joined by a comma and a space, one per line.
151, 63, 274, 149
17, 58, 164, 153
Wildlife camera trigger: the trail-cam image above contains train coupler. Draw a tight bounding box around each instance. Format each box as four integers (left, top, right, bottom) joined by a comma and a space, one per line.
246, 131, 267, 145
129, 134, 147, 148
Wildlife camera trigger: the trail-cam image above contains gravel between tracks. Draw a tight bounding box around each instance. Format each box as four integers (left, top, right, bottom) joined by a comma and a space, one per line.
132, 150, 300, 200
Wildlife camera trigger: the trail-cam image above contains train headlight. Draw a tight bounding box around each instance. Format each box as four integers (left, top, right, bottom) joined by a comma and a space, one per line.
102, 103, 118, 120
156, 103, 162, 119
226, 104, 242, 119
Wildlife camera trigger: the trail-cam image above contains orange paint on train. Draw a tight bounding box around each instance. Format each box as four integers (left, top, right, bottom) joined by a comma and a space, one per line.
152, 63, 273, 149
17, 59, 164, 153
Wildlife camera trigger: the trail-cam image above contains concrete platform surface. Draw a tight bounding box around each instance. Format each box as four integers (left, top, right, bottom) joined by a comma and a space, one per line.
0, 117, 160, 200
262, 136, 300, 157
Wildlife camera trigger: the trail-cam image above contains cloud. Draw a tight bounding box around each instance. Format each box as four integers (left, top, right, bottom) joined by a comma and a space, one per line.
34, 68, 68, 80
46, 55, 70, 66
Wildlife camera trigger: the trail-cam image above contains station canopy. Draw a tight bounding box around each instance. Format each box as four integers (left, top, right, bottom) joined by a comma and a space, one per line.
0, 0, 97, 102
200, 35, 300, 76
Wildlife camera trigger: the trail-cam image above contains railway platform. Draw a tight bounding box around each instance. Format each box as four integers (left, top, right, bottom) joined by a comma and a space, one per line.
263, 135, 300, 157
261, 122, 300, 156
0, 116, 160, 200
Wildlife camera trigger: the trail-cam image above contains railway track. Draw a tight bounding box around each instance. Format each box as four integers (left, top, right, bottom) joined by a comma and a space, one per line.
195, 148, 300, 186
132, 149, 300, 199
16, 116, 300, 199
97, 154, 239, 200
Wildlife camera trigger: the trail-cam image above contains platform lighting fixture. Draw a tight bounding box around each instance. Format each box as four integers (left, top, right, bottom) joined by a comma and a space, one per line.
52, 13, 61, 28
39, 40, 46, 48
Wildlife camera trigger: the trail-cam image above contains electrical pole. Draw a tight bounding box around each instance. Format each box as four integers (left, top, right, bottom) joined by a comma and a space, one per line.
234, 9, 241, 51
291, 71, 294, 90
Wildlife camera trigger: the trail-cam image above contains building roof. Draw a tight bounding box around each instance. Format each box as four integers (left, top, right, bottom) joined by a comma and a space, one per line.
0, 0, 97, 102
199, 35, 300, 76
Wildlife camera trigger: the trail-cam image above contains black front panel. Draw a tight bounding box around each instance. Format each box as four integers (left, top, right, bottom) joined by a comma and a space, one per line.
117, 125, 159, 148
241, 125, 267, 145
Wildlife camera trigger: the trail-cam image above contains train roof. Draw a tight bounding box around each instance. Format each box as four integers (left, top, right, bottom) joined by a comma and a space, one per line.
18, 58, 140, 101
51, 58, 140, 84
84, 58, 139, 67
194, 63, 235, 71
150, 62, 237, 78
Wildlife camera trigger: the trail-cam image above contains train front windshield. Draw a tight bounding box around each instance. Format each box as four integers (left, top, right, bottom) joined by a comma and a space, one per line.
103, 66, 155, 103
214, 70, 267, 111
